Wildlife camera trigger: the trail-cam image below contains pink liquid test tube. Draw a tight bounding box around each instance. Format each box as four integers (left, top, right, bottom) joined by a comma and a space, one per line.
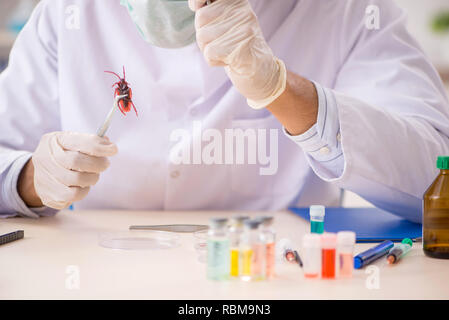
337, 231, 356, 278
302, 233, 321, 278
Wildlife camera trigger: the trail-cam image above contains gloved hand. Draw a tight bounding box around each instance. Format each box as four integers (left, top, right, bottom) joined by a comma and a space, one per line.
32, 132, 118, 209
189, 0, 287, 109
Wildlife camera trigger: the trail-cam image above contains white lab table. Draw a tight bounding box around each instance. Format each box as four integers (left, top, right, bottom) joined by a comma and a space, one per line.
0, 210, 448, 300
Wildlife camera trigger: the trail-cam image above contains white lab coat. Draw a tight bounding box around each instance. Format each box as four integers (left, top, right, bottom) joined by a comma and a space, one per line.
0, 0, 448, 222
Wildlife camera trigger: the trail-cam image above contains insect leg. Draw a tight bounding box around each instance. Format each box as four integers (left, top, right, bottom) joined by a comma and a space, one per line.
130, 101, 138, 116
117, 99, 127, 116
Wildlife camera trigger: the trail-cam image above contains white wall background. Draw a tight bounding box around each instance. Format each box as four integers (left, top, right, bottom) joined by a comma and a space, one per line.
394, 0, 449, 70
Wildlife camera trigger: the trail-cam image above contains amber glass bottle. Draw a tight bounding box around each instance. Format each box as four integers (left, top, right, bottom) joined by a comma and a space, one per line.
423, 156, 449, 259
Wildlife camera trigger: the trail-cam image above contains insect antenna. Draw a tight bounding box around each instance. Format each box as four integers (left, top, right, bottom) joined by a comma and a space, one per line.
104, 70, 122, 80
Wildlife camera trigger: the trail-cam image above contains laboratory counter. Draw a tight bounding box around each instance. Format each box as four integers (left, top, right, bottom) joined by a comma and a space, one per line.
0, 209, 448, 300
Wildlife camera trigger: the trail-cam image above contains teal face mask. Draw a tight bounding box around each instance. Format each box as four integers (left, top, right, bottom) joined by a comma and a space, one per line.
121, 0, 196, 49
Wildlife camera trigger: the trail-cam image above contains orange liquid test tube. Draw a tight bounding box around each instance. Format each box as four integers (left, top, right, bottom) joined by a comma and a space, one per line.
321, 233, 337, 279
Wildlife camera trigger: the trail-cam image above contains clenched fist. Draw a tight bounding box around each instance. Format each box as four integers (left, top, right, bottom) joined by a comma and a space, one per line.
27, 132, 118, 209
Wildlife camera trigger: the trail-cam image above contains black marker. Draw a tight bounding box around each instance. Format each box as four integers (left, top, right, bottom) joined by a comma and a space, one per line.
0, 230, 24, 246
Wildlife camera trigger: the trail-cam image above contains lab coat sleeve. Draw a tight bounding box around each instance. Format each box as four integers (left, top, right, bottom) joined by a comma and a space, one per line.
0, 1, 60, 218
0, 151, 57, 218
297, 0, 449, 223
283, 82, 344, 178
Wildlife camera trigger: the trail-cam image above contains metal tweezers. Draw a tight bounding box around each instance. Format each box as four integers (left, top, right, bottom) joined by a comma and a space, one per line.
97, 94, 127, 138
129, 224, 209, 233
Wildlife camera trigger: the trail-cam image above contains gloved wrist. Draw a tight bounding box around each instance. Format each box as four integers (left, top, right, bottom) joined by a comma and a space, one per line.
246, 58, 287, 110
18, 157, 44, 208
193, 0, 286, 109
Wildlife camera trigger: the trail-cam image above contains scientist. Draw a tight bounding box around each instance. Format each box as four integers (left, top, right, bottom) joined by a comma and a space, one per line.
0, 0, 448, 223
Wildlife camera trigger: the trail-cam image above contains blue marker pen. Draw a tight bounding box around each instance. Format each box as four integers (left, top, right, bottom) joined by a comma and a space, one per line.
354, 240, 394, 269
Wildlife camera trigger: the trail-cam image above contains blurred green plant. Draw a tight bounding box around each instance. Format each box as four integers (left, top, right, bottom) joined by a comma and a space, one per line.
432, 11, 449, 33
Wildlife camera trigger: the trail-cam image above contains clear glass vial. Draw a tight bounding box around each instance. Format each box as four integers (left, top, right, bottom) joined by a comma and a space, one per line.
229, 215, 249, 277
240, 219, 265, 281
257, 216, 276, 279
207, 217, 230, 281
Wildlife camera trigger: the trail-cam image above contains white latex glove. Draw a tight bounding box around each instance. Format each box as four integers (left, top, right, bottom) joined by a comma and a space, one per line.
32, 132, 118, 209
189, 0, 287, 109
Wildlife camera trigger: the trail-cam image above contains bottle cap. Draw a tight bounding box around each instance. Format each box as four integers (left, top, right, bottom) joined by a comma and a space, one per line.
302, 233, 321, 248
209, 217, 228, 228
437, 156, 449, 170
354, 256, 363, 269
231, 215, 249, 224
320, 232, 337, 249
244, 219, 261, 230
309, 205, 325, 221
401, 238, 413, 247
337, 231, 356, 247
255, 216, 274, 226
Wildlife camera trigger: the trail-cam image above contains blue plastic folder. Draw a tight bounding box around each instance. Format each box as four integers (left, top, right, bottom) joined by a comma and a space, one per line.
289, 207, 422, 243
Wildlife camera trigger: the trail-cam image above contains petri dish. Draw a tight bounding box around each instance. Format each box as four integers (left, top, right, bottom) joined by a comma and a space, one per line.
98, 230, 180, 250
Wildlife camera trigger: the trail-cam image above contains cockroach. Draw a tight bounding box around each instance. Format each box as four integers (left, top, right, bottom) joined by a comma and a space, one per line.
104, 66, 138, 116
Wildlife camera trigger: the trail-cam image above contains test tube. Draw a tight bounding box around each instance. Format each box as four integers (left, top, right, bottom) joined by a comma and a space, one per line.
302, 233, 321, 278
257, 216, 276, 279
387, 238, 413, 264
240, 220, 265, 281
321, 233, 337, 279
207, 218, 230, 281
229, 215, 249, 277
310, 205, 325, 234
337, 231, 356, 278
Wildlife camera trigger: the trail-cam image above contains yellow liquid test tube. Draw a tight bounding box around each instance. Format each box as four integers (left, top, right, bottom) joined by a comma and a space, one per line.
230, 248, 240, 277
242, 248, 253, 277
228, 215, 250, 277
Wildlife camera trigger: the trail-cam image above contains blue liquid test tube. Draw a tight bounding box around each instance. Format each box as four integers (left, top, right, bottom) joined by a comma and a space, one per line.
309, 205, 325, 234
354, 240, 394, 269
